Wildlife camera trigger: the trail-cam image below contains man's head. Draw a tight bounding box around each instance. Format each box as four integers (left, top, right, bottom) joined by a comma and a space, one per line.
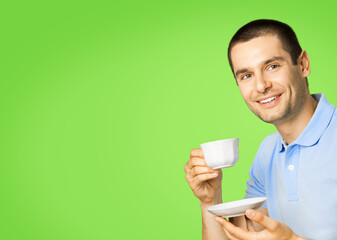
228, 19, 303, 80
228, 19, 312, 125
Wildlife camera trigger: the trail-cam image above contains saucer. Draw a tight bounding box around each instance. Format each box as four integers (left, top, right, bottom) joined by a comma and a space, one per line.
207, 197, 267, 218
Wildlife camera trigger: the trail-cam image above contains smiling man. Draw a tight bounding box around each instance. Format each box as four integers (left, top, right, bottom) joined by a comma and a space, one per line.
184, 19, 337, 240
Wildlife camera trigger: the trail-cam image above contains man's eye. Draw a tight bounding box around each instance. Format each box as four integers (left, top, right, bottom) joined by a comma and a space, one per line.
268, 65, 279, 70
242, 74, 251, 79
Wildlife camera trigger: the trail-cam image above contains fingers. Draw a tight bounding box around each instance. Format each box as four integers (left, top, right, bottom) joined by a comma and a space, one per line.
184, 158, 220, 184
184, 148, 222, 203
185, 166, 219, 187
224, 229, 240, 240
190, 148, 204, 158
216, 217, 256, 240
216, 218, 235, 239
245, 209, 278, 231
185, 149, 214, 175
191, 172, 219, 183
186, 148, 206, 170
185, 149, 216, 171
185, 157, 207, 171
189, 166, 219, 177
245, 216, 256, 231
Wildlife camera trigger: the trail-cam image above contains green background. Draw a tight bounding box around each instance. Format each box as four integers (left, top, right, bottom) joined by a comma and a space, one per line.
1, 0, 337, 239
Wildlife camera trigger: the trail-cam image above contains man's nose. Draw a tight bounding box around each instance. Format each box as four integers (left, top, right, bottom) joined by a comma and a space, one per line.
255, 73, 272, 93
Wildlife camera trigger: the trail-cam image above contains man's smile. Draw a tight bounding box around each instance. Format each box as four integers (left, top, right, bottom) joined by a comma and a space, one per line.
256, 94, 282, 107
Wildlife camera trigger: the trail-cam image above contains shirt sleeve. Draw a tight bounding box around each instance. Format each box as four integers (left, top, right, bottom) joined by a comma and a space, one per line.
244, 143, 267, 208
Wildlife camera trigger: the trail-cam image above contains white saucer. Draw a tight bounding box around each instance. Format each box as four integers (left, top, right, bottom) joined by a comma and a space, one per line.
207, 197, 267, 218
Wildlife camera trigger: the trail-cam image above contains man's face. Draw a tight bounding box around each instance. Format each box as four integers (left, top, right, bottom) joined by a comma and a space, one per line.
230, 35, 309, 125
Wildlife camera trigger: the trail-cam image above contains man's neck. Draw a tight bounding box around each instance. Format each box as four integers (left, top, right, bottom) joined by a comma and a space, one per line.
275, 95, 318, 145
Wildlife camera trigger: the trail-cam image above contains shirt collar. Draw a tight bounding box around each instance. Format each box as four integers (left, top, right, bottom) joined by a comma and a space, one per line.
278, 93, 336, 152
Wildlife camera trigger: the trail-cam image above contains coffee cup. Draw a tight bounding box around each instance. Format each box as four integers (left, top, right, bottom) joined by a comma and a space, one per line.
200, 138, 239, 169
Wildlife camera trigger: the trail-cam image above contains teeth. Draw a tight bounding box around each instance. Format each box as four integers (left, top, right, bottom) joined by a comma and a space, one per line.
259, 96, 277, 103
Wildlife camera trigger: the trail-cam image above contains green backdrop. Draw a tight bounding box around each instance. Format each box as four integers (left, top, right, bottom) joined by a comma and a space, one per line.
1, 0, 337, 239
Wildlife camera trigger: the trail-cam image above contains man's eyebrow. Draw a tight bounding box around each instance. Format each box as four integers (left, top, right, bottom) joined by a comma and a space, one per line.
235, 56, 287, 78
264, 56, 286, 65
235, 68, 249, 78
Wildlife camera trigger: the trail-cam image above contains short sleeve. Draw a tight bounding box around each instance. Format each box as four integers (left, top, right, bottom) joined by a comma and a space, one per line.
244, 144, 267, 208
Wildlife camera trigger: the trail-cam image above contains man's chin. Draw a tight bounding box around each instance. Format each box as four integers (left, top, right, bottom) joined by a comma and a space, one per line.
248, 105, 288, 124
253, 110, 283, 124
259, 117, 277, 124
257, 112, 290, 125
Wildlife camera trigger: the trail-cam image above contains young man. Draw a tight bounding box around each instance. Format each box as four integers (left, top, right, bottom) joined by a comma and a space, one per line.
184, 19, 337, 240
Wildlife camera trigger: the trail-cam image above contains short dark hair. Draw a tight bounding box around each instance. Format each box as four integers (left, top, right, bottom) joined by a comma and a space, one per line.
228, 19, 305, 83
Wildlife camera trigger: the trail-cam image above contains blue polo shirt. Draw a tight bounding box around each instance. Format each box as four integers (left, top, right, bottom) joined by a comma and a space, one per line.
245, 93, 337, 240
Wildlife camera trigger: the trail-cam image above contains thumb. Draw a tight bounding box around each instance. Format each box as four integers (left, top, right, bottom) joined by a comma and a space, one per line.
245, 209, 259, 220
245, 209, 278, 231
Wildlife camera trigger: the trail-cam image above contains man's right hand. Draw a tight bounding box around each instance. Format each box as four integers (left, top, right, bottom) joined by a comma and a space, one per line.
184, 148, 223, 206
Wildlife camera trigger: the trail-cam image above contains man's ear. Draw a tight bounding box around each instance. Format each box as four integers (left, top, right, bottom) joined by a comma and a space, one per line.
298, 50, 311, 77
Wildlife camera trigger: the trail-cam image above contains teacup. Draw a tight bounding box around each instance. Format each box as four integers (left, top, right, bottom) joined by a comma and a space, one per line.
200, 138, 239, 169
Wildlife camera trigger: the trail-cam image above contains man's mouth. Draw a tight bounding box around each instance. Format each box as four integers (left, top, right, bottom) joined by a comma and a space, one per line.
257, 94, 281, 104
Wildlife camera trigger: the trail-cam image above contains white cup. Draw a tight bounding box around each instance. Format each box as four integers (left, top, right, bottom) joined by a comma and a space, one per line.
200, 138, 239, 169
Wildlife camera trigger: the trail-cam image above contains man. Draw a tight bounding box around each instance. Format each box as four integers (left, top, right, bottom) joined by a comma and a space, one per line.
184, 19, 337, 240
